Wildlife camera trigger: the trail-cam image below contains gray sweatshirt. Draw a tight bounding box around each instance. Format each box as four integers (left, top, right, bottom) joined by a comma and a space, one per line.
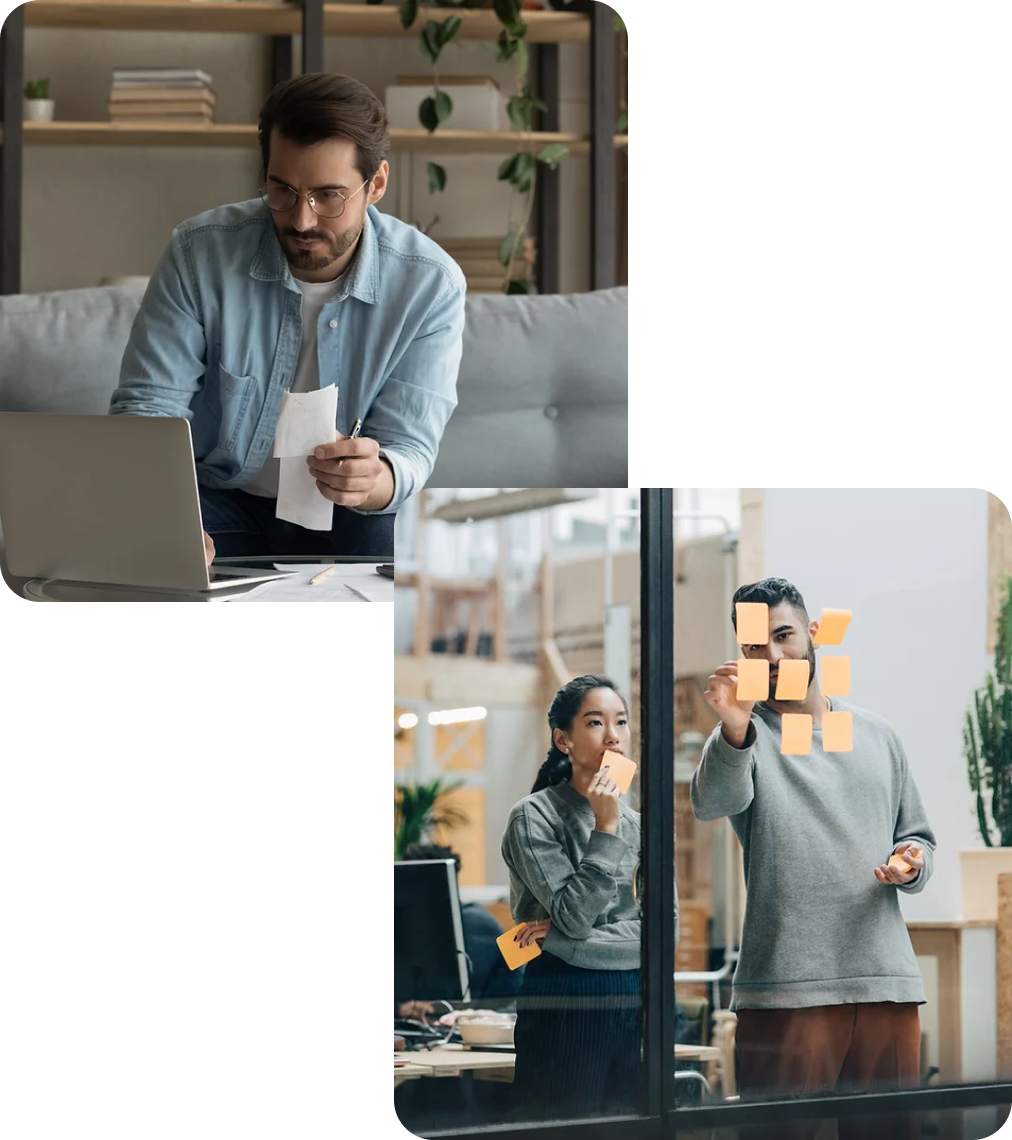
691, 699, 935, 1011
502, 781, 667, 971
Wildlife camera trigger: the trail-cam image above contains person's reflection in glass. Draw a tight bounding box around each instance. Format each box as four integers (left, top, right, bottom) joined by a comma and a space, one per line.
501, 675, 664, 1121
692, 578, 935, 1140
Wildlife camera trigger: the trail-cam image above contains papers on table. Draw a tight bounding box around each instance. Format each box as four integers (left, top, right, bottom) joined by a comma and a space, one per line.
274, 384, 338, 531
224, 563, 393, 603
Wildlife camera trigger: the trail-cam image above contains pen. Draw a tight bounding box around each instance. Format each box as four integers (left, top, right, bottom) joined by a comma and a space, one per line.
309, 565, 337, 586
336, 418, 362, 469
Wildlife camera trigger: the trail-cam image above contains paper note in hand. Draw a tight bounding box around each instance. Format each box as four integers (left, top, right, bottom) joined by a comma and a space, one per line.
888, 846, 922, 874
736, 658, 770, 702
774, 659, 810, 700
812, 608, 852, 647
736, 602, 769, 646
600, 749, 637, 794
273, 384, 338, 530
497, 923, 542, 971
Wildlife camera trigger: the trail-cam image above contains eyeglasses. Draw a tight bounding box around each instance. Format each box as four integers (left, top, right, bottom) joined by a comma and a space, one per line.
259, 177, 369, 219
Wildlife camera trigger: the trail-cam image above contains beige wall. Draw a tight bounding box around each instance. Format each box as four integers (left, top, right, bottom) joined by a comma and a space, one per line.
21, 27, 590, 293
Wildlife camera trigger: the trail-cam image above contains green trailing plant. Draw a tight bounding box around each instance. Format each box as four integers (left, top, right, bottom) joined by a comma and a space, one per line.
23, 79, 50, 100
394, 776, 469, 859
964, 571, 1012, 846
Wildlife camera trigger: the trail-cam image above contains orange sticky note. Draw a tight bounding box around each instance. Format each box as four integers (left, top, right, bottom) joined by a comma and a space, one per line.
600, 750, 637, 795
774, 659, 809, 700
822, 710, 853, 751
736, 602, 769, 646
497, 923, 542, 971
821, 656, 851, 696
812, 608, 852, 647
736, 658, 770, 702
781, 713, 813, 755
888, 846, 922, 874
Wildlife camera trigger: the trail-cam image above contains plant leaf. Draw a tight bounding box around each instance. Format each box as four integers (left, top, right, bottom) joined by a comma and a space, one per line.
536, 142, 569, 165
616, 107, 628, 133
427, 162, 447, 194
499, 227, 525, 267
419, 96, 439, 133
438, 15, 463, 47
399, 0, 418, 28
512, 151, 536, 192
497, 153, 521, 182
515, 38, 529, 82
434, 89, 453, 124
496, 28, 518, 62
421, 19, 442, 62
493, 0, 521, 26
507, 278, 538, 295
614, 11, 625, 32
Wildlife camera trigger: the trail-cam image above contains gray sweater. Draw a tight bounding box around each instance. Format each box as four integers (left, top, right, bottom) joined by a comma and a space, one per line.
691, 698, 935, 1010
502, 781, 662, 971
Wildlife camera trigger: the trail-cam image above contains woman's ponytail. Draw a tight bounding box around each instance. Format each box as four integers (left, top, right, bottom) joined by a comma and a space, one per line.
531, 743, 572, 794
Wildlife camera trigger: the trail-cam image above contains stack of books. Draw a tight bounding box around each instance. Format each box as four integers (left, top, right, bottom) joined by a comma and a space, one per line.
435, 236, 537, 294
108, 68, 216, 125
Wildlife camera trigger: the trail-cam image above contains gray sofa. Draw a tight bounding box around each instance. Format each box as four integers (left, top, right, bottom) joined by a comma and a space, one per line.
0, 282, 627, 587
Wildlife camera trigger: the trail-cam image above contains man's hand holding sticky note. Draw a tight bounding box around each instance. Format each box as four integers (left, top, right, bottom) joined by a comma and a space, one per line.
497, 922, 545, 970
736, 659, 770, 702
600, 749, 637, 794
876, 843, 923, 885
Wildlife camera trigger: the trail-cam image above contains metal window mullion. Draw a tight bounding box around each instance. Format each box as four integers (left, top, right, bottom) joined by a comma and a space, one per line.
589, 0, 616, 290
0, 3, 25, 295
302, 0, 324, 74
534, 42, 560, 295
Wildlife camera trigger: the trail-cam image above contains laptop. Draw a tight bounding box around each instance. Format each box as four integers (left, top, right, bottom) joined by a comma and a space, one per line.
0, 412, 292, 593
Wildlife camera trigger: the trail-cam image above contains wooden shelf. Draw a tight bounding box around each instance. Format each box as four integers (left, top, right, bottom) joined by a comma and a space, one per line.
14, 122, 628, 155
23, 1, 590, 42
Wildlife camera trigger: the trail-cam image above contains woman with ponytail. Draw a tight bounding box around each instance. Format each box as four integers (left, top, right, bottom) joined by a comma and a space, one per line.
501, 675, 649, 1120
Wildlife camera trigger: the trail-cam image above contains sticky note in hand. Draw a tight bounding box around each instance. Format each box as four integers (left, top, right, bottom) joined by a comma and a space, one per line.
888, 846, 922, 874
812, 608, 852, 647
600, 749, 637, 794
736, 658, 770, 702
781, 713, 813, 755
497, 923, 542, 971
774, 659, 809, 700
821, 656, 851, 696
736, 602, 769, 646
822, 710, 853, 752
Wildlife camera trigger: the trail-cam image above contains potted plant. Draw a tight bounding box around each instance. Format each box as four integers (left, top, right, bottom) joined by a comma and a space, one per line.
23, 79, 55, 122
961, 571, 1012, 920
394, 776, 468, 859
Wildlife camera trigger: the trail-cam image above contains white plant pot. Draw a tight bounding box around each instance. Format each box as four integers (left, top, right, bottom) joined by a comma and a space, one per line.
24, 99, 55, 122
959, 847, 1012, 921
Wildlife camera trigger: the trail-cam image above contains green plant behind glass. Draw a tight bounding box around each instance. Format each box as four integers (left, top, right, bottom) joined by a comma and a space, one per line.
394, 776, 469, 859
24, 79, 50, 100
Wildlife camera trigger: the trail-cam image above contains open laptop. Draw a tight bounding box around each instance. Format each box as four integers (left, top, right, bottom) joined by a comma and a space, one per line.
0, 413, 292, 593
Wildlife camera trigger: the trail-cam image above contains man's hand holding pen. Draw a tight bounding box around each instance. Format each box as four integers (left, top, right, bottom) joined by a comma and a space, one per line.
307, 419, 394, 511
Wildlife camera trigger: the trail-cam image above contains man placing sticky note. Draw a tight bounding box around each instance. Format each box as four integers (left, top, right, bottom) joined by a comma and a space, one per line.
694, 576, 935, 1126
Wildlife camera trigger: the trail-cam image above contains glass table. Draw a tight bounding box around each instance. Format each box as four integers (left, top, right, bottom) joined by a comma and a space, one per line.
20, 555, 392, 602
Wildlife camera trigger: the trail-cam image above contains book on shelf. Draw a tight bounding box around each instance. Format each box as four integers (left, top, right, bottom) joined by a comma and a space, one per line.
110, 87, 218, 104
112, 68, 213, 85
108, 101, 216, 117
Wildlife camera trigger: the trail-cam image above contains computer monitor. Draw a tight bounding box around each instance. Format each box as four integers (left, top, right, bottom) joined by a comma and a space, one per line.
394, 859, 471, 1003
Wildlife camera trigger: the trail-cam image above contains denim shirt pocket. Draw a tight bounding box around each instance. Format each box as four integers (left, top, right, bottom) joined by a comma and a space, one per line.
210, 363, 255, 453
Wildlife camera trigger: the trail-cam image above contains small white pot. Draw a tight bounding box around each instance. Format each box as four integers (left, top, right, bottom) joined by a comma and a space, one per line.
24, 99, 55, 122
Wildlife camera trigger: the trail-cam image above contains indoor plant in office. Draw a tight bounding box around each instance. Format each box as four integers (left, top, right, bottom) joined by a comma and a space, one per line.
23, 79, 55, 122
961, 571, 1012, 920
394, 776, 468, 859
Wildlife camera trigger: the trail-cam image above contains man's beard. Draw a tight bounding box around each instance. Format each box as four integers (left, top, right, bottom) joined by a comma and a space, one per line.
769, 638, 818, 703
277, 217, 363, 273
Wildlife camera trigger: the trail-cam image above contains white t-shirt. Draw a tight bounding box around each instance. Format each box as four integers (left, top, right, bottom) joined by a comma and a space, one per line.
243, 274, 345, 499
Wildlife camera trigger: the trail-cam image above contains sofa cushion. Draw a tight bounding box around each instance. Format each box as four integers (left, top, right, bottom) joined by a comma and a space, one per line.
429, 286, 628, 488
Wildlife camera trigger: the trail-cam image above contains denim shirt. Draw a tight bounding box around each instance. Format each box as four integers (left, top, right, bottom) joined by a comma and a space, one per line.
109, 200, 465, 514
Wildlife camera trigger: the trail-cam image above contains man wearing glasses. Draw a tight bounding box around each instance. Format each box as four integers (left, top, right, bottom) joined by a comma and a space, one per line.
110, 73, 465, 560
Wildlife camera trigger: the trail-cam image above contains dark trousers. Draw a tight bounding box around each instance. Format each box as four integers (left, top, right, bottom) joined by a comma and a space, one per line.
512, 952, 642, 1121
735, 1002, 922, 1140
198, 486, 394, 559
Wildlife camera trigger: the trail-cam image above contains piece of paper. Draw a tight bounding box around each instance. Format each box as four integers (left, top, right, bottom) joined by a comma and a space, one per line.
888, 846, 922, 874
273, 384, 338, 530
600, 749, 637, 794
496, 924, 543, 971
822, 710, 853, 752
774, 659, 809, 700
812, 608, 852, 647
781, 713, 813, 755
821, 655, 851, 696
736, 658, 770, 702
736, 602, 769, 646
225, 564, 386, 603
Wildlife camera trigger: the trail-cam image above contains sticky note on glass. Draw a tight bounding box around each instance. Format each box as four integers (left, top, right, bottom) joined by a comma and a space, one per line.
888, 846, 922, 873
812, 608, 852, 647
774, 659, 809, 700
736, 658, 770, 702
736, 602, 769, 646
822, 710, 853, 751
600, 750, 637, 795
821, 656, 851, 696
781, 713, 812, 755
497, 923, 542, 971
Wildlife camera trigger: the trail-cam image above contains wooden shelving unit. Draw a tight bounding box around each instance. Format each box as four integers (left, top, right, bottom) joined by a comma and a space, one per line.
0, 0, 619, 295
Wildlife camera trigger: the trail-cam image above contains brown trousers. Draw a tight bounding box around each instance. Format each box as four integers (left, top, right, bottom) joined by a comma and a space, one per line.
735, 1003, 922, 1140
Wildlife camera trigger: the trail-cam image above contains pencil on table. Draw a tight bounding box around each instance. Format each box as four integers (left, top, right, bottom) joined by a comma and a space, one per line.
309, 566, 337, 586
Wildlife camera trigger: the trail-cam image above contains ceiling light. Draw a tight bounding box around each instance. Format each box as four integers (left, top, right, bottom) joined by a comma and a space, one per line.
428, 707, 488, 726
429, 489, 596, 523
